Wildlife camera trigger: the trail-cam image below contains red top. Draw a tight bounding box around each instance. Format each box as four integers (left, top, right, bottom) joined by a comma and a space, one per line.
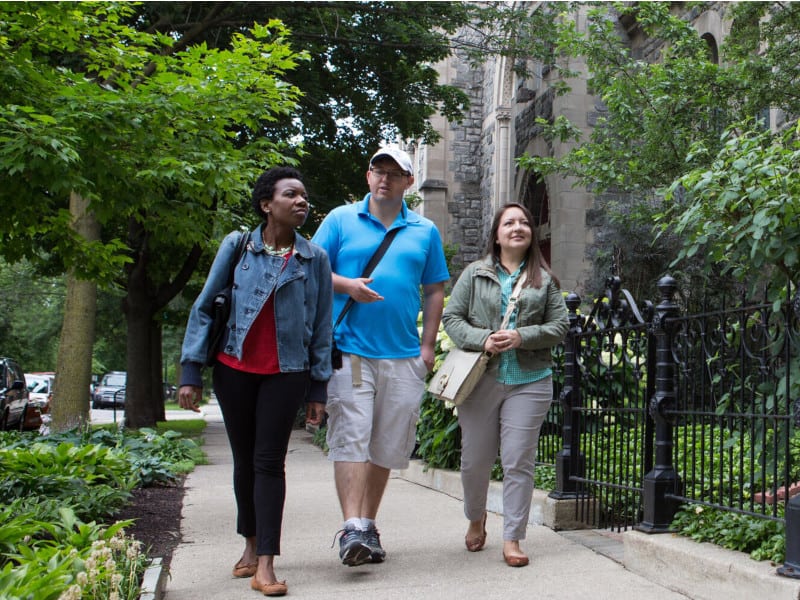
217, 252, 291, 374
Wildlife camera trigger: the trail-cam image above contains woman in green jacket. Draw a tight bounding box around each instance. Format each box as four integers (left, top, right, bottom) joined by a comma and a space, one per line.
442, 202, 568, 567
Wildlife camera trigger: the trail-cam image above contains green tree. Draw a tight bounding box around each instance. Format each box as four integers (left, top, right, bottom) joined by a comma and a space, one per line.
665, 1, 800, 302
666, 121, 800, 303
0, 260, 64, 371
504, 2, 800, 298
1, 1, 480, 430
100, 1, 477, 427
132, 1, 474, 219
509, 2, 737, 194
0, 2, 305, 429
723, 2, 800, 120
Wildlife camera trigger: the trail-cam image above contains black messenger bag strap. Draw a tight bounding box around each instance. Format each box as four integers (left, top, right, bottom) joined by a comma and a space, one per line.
205, 231, 249, 367
333, 227, 400, 332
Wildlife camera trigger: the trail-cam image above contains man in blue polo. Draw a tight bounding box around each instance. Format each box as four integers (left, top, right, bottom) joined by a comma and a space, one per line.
312, 146, 449, 567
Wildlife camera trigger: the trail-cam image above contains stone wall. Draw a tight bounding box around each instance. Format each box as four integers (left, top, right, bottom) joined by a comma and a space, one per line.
418, 40, 486, 277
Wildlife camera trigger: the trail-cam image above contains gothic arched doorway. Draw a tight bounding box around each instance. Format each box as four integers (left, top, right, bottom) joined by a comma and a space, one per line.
521, 172, 551, 265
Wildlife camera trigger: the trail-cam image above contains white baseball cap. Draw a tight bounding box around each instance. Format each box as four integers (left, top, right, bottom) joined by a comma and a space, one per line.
369, 147, 413, 174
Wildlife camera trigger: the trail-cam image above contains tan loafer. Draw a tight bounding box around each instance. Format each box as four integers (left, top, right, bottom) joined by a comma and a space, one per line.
251, 576, 288, 596
232, 562, 257, 578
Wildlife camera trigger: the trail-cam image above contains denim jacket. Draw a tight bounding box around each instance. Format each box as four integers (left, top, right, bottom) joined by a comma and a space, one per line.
180, 227, 333, 402
442, 256, 568, 372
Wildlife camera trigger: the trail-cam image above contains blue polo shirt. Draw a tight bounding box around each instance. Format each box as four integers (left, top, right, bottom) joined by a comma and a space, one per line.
311, 194, 450, 359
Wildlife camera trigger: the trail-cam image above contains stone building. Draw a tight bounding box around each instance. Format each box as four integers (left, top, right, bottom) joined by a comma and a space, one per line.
406, 2, 733, 294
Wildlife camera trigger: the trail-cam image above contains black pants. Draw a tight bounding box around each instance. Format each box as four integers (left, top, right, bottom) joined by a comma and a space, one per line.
213, 363, 308, 556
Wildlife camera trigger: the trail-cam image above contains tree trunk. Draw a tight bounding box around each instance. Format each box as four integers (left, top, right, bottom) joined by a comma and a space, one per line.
122, 218, 204, 429
123, 215, 161, 429
151, 319, 166, 422
51, 192, 98, 432
125, 303, 162, 428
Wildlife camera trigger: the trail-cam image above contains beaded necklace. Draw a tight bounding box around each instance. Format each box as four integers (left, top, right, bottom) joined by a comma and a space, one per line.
264, 243, 293, 256
262, 228, 293, 256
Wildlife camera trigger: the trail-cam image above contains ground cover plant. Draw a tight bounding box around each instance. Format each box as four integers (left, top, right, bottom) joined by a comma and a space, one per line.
0, 422, 204, 599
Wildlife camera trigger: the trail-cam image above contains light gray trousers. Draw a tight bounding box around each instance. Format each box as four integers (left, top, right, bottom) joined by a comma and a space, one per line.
457, 369, 553, 541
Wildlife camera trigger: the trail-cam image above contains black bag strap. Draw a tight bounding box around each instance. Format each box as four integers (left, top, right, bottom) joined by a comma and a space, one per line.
333, 227, 400, 332
226, 232, 249, 288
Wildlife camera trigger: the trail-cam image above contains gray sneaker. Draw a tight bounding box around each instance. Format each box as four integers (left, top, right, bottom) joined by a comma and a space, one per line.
364, 524, 386, 563
335, 525, 371, 567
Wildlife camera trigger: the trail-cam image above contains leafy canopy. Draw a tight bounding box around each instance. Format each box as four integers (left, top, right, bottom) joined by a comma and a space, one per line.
500, 2, 800, 299
666, 121, 800, 304
0, 1, 305, 283
516, 1, 732, 194
132, 1, 476, 217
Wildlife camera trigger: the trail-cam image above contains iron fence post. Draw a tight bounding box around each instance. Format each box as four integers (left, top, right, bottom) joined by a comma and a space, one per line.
550, 292, 585, 499
778, 494, 800, 578
638, 275, 682, 532
778, 301, 800, 577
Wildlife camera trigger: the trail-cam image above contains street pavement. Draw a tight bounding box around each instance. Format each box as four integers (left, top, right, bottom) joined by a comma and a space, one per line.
89, 406, 201, 426
157, 398, 800, 600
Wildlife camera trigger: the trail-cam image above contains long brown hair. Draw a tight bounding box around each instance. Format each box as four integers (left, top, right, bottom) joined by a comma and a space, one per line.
485, 202, 560, 289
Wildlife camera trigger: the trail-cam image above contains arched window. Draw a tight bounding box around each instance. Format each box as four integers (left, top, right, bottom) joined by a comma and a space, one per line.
701, 32, 719, 64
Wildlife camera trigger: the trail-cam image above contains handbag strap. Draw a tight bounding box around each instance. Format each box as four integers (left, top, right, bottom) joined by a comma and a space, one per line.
226, 232, 249, 287
333, 227, 400, 332
480, 272, 528, 359
499, 271, 528, 330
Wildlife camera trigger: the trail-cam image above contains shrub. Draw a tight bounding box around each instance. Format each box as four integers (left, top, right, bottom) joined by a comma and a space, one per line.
672, 503, 785, 563
415, 393, 461, 471
0, 424, 204, 599
0, 442, 136, 521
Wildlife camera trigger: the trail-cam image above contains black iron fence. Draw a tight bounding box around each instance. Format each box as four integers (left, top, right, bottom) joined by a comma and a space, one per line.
540, 275, 800, 542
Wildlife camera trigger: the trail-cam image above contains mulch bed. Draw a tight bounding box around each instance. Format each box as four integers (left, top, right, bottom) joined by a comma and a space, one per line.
113, 475, 187, 571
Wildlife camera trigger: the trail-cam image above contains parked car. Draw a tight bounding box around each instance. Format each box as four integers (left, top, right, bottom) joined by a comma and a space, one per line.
1, 357, 31, 430
92, 371, 126, 409
26, 372, 54, 414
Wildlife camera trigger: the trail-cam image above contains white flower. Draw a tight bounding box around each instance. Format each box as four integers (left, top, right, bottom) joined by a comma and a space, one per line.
126, 541, 142, 560
57, 584, 81, 600
440, 336, 456, 352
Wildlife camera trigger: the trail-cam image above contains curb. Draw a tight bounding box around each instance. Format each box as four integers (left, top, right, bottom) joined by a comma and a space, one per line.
395, 459, 563, 528
624, 531, 800, 600
139, 557, 168, 600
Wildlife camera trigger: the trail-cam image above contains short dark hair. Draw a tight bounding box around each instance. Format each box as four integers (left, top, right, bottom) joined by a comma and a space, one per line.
251, 166, 304, 220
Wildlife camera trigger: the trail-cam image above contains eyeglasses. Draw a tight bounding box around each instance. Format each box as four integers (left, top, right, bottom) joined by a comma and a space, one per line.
369, 167, 409, 182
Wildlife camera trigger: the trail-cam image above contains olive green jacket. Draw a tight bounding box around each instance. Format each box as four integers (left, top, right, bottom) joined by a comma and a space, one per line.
442, 256, 569, 372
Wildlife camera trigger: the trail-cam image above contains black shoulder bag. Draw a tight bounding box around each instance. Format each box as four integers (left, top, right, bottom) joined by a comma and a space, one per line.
331, 228, 400, 369
205, 232, 249, 366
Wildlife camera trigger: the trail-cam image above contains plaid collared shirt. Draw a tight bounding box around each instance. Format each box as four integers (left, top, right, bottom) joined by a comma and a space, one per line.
496, 262, 552, 385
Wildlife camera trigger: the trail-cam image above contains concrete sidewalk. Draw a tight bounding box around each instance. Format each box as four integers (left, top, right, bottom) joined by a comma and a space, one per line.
159, 401, 800, 600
